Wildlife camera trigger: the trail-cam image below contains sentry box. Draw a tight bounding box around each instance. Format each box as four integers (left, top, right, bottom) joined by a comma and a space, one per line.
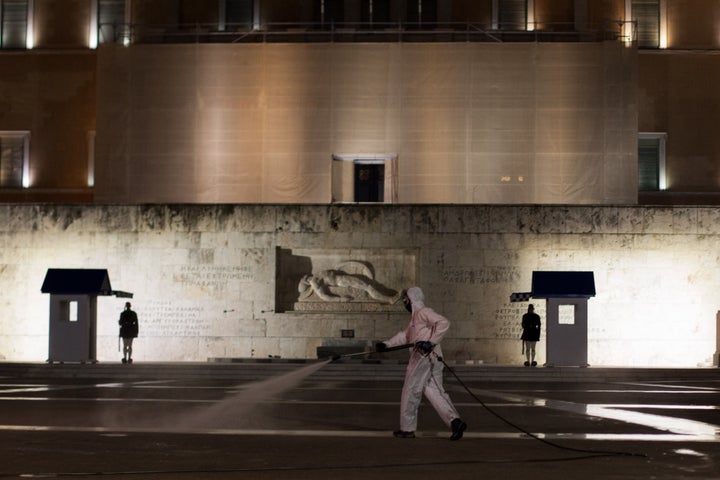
41, 268, 132, 364
512, 271, 596, 367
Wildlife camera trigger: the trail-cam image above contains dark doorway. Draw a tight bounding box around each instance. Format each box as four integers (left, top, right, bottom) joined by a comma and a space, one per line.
225, 0, 254, 29
354, 163, 384, 202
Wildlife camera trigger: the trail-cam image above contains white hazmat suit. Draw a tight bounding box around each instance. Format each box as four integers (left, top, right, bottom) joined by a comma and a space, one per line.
381, 287, 466, 439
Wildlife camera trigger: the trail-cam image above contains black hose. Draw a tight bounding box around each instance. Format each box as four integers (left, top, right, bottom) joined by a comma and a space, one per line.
437, 355, 647, 458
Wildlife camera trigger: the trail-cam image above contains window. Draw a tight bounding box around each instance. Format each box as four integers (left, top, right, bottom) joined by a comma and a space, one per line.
220, 0, 254, 31
496, 0, 527, 30
97, 0, 126, 45
558, 305, 575, 325
638, 133, 666, 191
59, 301, 79, 322
0, 0, 28, 49
0, 131, 29, 188
632, 0, 659, 48
354, 163, 384, 202
331, 154, 397, 203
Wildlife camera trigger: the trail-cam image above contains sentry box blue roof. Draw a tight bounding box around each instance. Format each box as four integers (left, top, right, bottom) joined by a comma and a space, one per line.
530, 271, 596, 299
41, 269, 133, 298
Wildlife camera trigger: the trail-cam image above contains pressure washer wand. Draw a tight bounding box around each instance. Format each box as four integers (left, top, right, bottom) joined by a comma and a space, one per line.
377, 343, 415, 353
330, 343, 414, 361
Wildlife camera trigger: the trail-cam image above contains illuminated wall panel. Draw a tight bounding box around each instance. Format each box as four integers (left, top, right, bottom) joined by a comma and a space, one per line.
0, 52, 95, 191
666, 0, 720, 50
33, 0, 91, 48
638, 52, 720, 193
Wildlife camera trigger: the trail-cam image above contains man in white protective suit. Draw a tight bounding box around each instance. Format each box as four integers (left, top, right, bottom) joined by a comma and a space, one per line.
376, 286, 467, 440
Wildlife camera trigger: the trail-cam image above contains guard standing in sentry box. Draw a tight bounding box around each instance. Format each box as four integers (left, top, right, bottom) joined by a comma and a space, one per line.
376, 287, 467, 440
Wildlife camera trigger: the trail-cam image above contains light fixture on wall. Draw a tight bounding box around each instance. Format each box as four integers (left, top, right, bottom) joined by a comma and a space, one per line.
87, 131, 95, 187
526, 0, 535, 31
623, 0, 633, 47
25, 0, 34, 49
120, 25, 131, 47
658, 0, 667, 49
623, 21, 634, 46
89, 0, 98, 49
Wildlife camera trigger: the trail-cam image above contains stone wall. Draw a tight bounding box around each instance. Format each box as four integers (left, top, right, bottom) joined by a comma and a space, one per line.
0, 204, 717, 367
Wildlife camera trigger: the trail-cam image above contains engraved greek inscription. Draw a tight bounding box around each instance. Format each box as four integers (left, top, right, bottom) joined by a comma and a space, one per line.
175, 265, 254, 289
442, 267, 520, 285
141, 300, 209, 337
494, 305, 525, 339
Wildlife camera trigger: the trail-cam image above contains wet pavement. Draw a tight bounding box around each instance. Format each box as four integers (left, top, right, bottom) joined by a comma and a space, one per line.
0, 362, 718, 479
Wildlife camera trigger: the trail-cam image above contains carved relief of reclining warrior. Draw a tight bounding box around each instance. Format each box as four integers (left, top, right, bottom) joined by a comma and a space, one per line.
298, 261, 401, 304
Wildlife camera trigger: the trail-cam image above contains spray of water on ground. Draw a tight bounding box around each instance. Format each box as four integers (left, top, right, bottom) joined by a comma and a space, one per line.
172, 359, 333, 431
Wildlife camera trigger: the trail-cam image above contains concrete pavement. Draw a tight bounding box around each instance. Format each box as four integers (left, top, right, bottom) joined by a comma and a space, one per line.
0, 361, 718, 479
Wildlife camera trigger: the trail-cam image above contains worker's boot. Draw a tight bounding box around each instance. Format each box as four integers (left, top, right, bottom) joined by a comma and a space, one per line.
450, 418, 467, 441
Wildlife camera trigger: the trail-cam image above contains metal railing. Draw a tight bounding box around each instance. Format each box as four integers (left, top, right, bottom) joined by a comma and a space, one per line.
98, 20, 637, 46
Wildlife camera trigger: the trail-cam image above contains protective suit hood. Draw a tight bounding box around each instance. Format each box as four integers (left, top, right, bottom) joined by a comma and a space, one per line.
406, 287, 426, 312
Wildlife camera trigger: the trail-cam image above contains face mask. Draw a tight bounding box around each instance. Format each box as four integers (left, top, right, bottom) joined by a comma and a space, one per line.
403, 298, 412, 313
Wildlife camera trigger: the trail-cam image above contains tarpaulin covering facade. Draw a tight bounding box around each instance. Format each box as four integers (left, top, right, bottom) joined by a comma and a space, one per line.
95, 41, 637, 204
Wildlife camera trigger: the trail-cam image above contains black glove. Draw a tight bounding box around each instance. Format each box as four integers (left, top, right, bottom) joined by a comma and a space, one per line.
415, 341, 434, 354
375, 342, 387, 353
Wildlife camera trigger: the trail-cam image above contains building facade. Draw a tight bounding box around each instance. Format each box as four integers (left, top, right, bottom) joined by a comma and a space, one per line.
0, 0, 718, 204
1, 1, 720, 366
